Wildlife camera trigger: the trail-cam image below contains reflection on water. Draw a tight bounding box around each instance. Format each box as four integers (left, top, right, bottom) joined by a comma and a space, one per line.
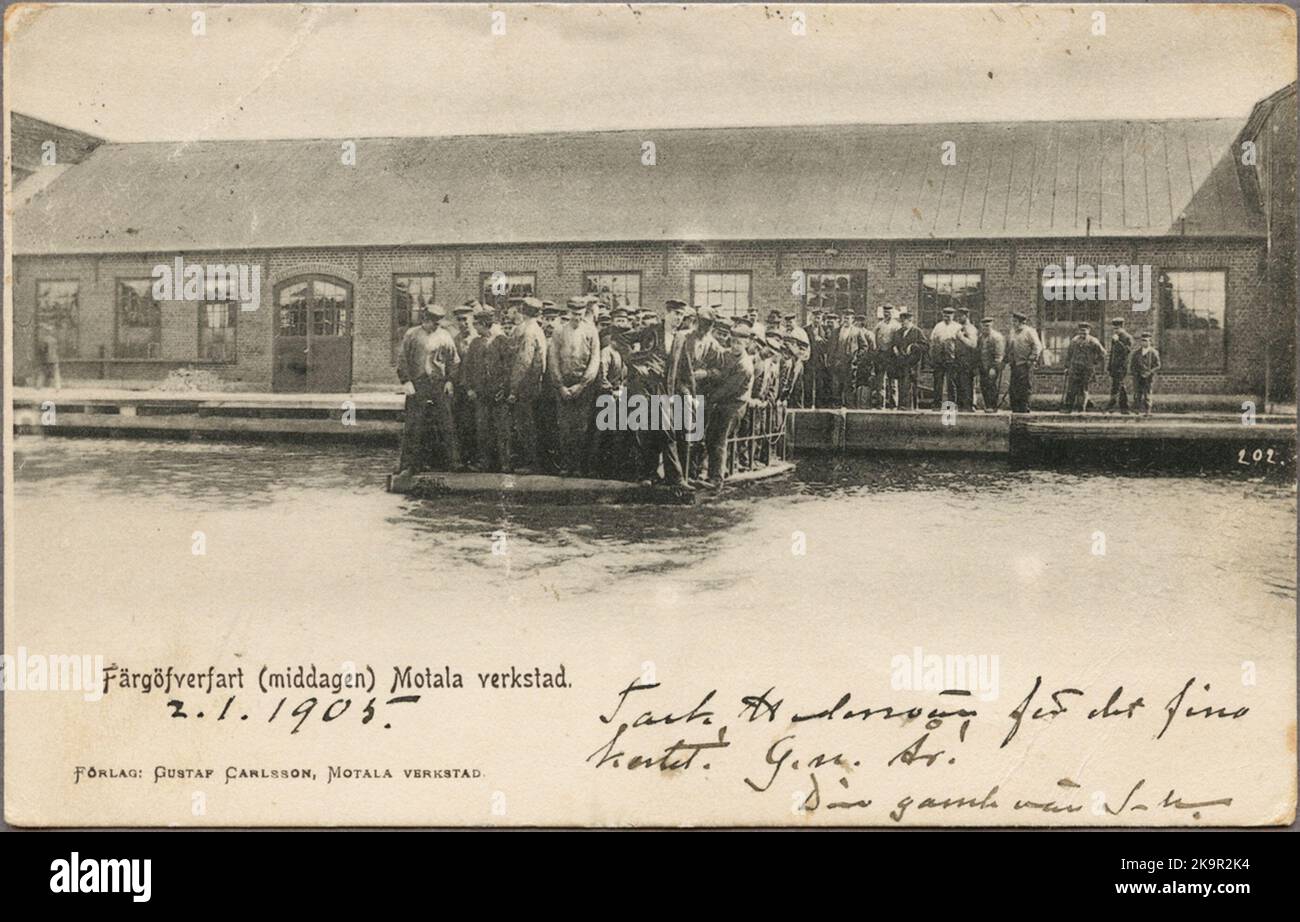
11, 435, 1296, 610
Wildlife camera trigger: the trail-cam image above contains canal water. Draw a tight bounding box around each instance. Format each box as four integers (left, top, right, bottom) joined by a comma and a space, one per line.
11, 435, 1294, 620
9, 434, 1296, 827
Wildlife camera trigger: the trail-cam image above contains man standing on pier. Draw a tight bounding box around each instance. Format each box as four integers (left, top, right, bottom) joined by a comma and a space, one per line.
893, 310, 927, 410
1130, 331, 1162, 416
873, 304, 901, 409
1062, 321, 1107, 413
703, 317, 756, 488
396, 306, 439, 475
1105, 317, 1135, 414
954, 306, 980, 411
1004, 311, 1043, 414
506, 297, 548, 473
977, 316, 1006, 412
396, 303, 461, 473
547, 299, 602, 475
928, 306, 960, 410
462, 307, 501, 472
452, 303, 480, 465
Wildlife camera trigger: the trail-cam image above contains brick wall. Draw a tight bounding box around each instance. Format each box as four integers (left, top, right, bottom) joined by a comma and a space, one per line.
12, 236, 1269, 395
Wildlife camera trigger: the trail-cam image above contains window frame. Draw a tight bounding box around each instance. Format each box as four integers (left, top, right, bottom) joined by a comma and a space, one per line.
1034, 269, 1110, 373
689, 270, 753, 317
391, 273, 437, 362
916, 269, 986, 331
479, 271, 538, 313
1156, 268, 1229, 374
197, 301, 239, 364
582, 270, 643, 311
34, 278, 81, 360
273, 274, 353, 340
113, 278, 164, 360
800, 269, 869, 321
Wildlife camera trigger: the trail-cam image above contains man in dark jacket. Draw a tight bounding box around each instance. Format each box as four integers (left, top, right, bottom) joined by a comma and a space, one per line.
1105, 317, 1136, 414
893, 310, 928, 411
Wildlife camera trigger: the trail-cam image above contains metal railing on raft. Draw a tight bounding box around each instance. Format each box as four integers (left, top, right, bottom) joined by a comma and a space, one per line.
724, 401, 790, 478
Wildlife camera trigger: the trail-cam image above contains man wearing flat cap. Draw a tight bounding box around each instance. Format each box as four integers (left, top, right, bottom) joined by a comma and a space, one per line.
873, 304, 902, 409
396, 304, 462, 474
1062, 320, 1107, 413
1130, 331, 1162, 416
1105, 317, 1135, 413
505, 297, 548, 472
928, 306, 961, 410
452, 304, 480, 464
546, 299, 602, 475
953, 306, 980, 411
892, 309, 928, 411
674, 306, 724, 480
976, 316, 1006, 412
703, 317, 755, 488
1003, 311, 1044, 413
461, 308, 503, 471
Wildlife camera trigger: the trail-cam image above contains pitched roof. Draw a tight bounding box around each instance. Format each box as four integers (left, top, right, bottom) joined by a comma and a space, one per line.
13, 118, 1262, 255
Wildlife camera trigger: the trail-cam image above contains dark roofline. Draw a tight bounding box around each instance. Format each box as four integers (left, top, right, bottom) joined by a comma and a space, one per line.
64, 115, 1251, 149
9, 110, 106, 144
12, 232, 1269, 261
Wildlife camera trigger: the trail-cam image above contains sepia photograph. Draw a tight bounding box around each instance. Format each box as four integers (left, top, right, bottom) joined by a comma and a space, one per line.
2, 0, 1297, 857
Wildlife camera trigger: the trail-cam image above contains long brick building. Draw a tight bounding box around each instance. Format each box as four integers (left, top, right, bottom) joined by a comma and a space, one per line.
10, 92, 1296, 399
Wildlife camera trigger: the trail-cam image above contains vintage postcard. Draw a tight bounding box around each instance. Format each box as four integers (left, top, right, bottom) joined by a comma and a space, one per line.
3, 2, 1296, 828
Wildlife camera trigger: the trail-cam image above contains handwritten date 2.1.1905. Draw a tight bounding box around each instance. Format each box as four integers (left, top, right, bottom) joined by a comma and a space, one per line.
166, 694, 423, 733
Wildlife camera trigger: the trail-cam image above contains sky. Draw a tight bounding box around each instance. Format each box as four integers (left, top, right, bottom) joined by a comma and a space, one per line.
5, 3, 1297, 142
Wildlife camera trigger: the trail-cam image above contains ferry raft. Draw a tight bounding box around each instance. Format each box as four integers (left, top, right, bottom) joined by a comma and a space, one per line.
386, 403, 797, 504
385, 461, 796, 505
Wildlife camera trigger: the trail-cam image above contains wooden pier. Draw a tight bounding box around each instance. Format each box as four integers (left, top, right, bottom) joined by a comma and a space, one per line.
788, 407, 1296, 465
11, 388, 1297, 468
11, 387, 404, 442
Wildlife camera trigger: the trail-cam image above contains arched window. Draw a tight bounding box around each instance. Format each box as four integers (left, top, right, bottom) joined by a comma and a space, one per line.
275, 275, 352, 338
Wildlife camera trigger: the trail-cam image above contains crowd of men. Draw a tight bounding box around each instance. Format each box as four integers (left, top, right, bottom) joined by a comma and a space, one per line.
396, 297, 1164, 487
395, 296, 804, 490
795, 305, 1161, 416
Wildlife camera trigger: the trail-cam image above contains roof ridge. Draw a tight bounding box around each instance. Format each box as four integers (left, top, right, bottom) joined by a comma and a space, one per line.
84, 115, 1251, 148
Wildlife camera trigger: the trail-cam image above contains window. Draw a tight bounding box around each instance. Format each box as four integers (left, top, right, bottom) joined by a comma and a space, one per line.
918, 271, 984, 330
199, 303, 238, 362
116, 280, 162, 358
277, 276, 351, 337
802, 270, 867, 318
1158, 270, 1226, 370
480, 272, 537, 312
1038, 273, 1108, 361
584, 272, 641, 310
690, 272, 751, 316
35, 281, 79, 359
392, 275, 436, 359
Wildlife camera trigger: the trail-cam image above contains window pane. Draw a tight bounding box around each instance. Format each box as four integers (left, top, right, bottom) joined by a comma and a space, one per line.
480, 272, 536, 312
1158, 270, 1226, 370
200, 303, 238, 362
36, 281, 80, 359
277, 276, 352, 340
392, 275, 436, 358
920, 271, 985, 330
801, 270, 866, 318
691, 272, 751, 316
584, 273, 641, 310
116, 280, 162, 358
